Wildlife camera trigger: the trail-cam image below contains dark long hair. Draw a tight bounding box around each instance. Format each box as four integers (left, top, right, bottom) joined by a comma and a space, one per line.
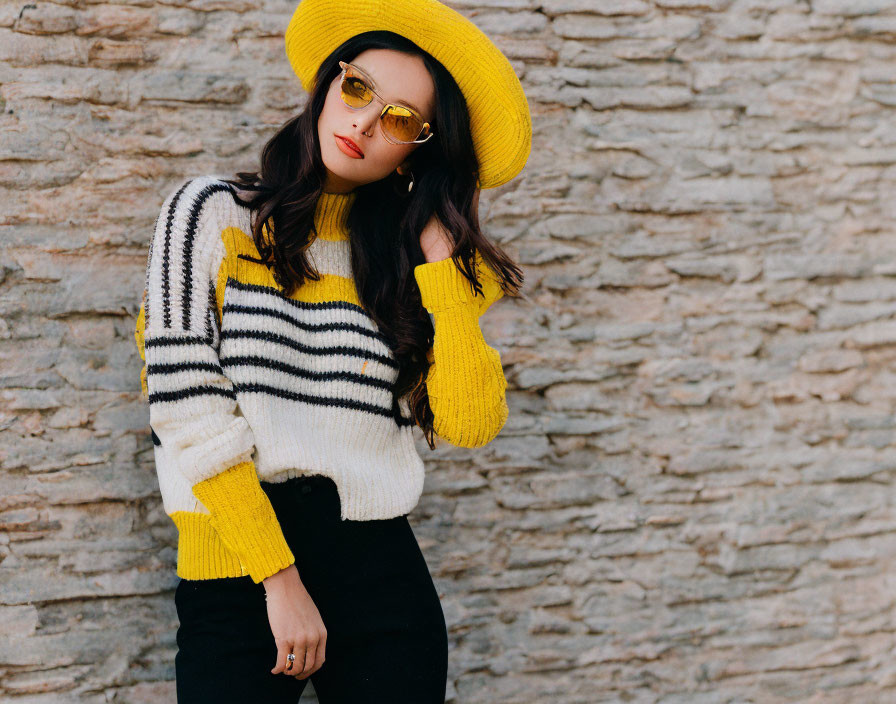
223, 30, 524, 449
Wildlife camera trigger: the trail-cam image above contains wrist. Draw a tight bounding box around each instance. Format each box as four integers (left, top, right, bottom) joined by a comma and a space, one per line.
420, 219, 453, 262
421, 245, 451, 264
263, 563, 298, 590
421, 242, 452, 263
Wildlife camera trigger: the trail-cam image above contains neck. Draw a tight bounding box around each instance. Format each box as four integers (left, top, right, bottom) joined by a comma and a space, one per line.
314, 190, 356, 241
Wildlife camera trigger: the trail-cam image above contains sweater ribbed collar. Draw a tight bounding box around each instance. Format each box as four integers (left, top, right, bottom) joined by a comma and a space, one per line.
313, 190, 356, 241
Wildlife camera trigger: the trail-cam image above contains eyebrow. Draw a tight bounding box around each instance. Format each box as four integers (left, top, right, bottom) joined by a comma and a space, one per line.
351, 62, 425, 117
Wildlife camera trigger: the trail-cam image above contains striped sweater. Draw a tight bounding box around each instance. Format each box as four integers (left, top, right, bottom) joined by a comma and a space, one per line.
134, 175, 508, 584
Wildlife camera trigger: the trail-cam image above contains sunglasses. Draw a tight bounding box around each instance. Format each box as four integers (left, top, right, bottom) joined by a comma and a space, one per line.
337, 60, 434, 145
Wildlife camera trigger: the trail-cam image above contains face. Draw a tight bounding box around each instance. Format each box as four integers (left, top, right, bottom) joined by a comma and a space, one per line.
317, 48, 436, 194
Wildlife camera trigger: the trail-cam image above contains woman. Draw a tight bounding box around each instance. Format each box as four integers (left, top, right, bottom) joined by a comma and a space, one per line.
134, 0, 531, 701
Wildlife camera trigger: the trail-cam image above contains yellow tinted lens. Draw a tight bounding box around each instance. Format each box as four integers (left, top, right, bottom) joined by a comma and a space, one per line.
382, 105, 423, 142
341, 74, 372, 108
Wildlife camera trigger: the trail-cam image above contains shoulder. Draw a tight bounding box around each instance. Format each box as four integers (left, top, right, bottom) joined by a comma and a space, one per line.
155, 174, 252, 241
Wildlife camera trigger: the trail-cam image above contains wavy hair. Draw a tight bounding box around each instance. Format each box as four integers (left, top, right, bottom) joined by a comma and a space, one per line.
222, 30, 524, 449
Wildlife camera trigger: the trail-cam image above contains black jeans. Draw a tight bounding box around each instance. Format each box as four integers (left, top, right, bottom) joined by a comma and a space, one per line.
174, 473, 449, 703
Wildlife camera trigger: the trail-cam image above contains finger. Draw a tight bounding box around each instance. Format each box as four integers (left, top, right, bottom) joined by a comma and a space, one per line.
297, 632, 327, 679
312, 632, 327, 674
289, 648, 306, 679
271, 639, 295, 675
296, 645, 316, 679
284, 649, 301, 677
284, 649, 299, 676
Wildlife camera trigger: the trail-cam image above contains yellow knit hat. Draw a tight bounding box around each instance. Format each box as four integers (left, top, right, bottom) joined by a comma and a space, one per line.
284, 0, 532, 190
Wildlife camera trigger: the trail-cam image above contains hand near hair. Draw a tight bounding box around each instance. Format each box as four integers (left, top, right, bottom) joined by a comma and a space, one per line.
419, 188, 481, 263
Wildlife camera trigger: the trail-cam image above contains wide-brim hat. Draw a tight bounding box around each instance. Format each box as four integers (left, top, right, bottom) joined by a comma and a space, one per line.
284, 0, 532, 189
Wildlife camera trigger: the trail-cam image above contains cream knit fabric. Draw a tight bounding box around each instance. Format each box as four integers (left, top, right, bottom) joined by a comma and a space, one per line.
142, 175, 424, 522
135, 174, 508, 581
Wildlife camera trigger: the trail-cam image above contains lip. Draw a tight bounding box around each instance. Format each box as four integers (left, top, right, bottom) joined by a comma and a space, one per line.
335, 135, 364, 158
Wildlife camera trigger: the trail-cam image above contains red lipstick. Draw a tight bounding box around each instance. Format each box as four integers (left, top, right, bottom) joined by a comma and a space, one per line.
335, 135, 364, 158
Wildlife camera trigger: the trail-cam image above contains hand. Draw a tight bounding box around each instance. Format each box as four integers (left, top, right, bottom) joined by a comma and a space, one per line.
263, 564, 327, 680
419, 188, 481, 263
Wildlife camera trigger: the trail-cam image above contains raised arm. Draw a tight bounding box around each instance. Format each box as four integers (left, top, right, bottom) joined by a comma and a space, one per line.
137, 176, 294, 583
413, 251, 509, 448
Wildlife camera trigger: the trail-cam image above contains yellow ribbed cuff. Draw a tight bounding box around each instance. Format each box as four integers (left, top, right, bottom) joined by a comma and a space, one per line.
191, 461, 295, 584
414, 254, 505, 315
414, 257, 477, 312
171, 511, 247, 580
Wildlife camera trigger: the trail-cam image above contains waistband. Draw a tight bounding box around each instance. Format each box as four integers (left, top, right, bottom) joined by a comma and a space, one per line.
260, 472, 336, 494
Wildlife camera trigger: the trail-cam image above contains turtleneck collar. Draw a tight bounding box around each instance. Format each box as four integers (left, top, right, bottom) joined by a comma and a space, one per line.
313, 190, 356, 241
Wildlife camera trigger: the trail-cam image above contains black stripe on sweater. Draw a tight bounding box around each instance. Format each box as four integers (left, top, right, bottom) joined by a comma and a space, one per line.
222, 301, 391, 348
147, 377, 411, 425
206, 279, 218, 345
146, 361, 225, 376
144, 335, 228, 375
148, 384, 237, 404
160, 179, 192, 329
219, 329, 400, 370
224, 278, 392, 344
160, 178, 234, 332
233, 382, 415, 426
144, 335, 219, 350
219, 354, 395, 391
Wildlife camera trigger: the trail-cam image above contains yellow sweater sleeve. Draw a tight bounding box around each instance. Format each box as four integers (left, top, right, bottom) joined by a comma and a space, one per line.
135, 300, 294, 584
191, 461, 296, 583
134, 182, 295, 584
413, 252, 509, 448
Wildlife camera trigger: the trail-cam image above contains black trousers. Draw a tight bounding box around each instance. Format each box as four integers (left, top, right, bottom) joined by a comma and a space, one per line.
174, 473, 449, 703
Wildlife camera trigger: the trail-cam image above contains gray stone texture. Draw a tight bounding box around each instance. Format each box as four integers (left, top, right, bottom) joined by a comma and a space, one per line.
3, 0, 896, 702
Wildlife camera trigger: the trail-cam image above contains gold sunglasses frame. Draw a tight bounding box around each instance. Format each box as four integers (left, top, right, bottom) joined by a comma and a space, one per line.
337, 60, 434, 145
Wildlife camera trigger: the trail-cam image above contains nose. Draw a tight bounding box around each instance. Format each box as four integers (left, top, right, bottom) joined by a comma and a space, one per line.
352, 103, 380, 138
355, 111, 379, 139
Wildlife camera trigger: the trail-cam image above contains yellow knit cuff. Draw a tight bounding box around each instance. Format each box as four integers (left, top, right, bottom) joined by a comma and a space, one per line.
415, 254, 505, 316
191, 461, 295, 584
414, 257, 477, 312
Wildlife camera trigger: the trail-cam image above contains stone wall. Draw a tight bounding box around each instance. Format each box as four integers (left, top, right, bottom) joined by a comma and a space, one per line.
3, 0, 896, 701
